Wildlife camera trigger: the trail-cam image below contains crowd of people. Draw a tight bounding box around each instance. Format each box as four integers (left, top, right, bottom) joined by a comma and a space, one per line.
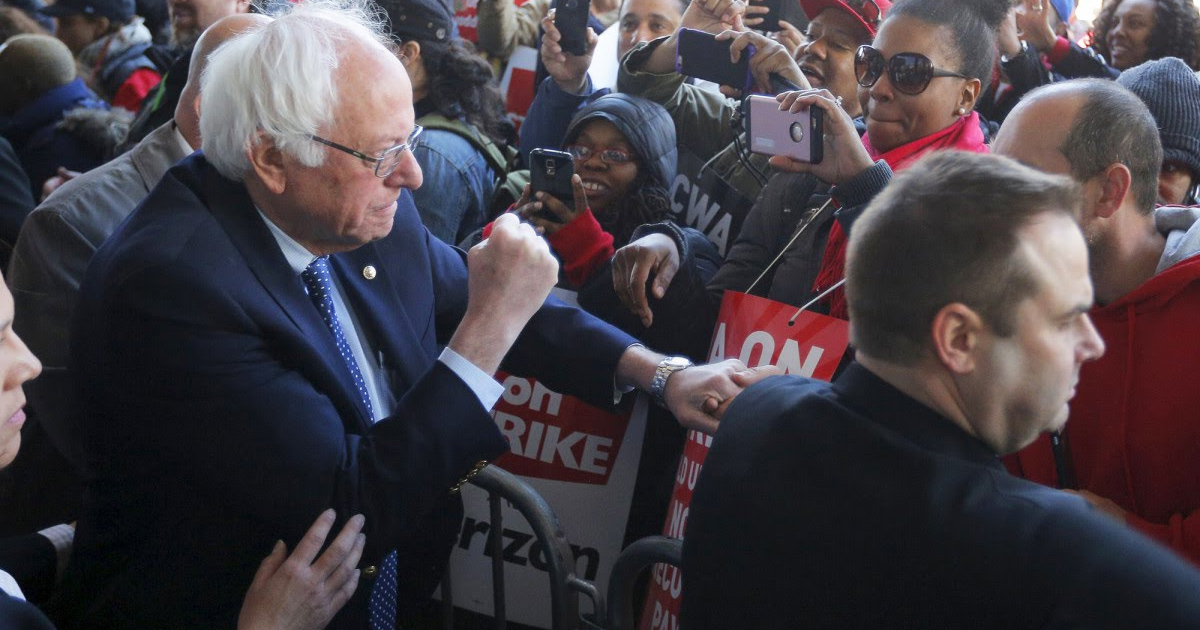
1, 0, 1200, 627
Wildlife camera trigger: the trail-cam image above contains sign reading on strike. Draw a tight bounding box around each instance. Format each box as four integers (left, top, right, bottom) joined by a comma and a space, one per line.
493, 372, 630, 484
444, 289, 649, 628
639, 291, 850, 630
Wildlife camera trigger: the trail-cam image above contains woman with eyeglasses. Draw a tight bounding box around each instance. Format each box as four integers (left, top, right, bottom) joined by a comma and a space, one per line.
472, 93, 676, 291
598, 0, 1006, 362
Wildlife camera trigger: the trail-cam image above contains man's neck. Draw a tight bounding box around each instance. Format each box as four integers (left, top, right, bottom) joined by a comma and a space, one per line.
1094, 204, 1166, 305
856, 354, 973, 436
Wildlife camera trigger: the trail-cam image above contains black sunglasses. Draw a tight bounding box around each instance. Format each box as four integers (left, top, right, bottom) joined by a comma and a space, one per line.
854, 45, 970, 95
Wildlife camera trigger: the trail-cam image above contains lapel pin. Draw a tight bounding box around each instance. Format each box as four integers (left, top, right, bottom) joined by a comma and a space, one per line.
362, 265, 377, 280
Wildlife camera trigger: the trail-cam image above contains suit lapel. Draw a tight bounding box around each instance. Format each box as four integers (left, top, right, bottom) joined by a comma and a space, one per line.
196, 160, 374, 430
331, 241, 428, 393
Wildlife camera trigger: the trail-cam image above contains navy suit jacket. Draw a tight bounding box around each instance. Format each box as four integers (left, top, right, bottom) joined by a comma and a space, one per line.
682, 363, 1200, 629
0, 592, 55, 630
54, 154, 636, 629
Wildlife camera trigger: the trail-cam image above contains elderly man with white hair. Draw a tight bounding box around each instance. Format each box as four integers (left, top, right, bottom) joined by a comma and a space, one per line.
52, 0, 768, 628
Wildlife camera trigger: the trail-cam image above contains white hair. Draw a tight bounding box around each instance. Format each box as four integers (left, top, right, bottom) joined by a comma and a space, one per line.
199, 0, 393, 180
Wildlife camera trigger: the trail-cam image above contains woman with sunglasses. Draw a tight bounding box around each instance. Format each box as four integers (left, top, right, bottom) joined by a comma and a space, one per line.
473, 93, 676, 291
600, 0, 1007, 361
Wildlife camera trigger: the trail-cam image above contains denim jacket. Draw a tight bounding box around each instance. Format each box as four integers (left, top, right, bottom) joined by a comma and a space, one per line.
410, 127, 498, 246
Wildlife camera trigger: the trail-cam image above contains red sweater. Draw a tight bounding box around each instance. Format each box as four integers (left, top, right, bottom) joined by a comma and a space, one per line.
1007, 253, 1200, 566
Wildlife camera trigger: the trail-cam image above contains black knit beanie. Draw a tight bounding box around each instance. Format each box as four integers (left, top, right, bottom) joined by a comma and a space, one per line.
1118, 57, 1200, 178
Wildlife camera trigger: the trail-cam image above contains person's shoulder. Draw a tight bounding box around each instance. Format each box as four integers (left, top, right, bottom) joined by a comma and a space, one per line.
714, 375, 842, 448
34, 152, 144, 229
90, 155, 230, 273
414, 127, 489, 168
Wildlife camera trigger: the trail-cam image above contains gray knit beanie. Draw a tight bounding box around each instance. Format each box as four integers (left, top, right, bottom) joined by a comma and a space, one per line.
1118, 57, 1200, 178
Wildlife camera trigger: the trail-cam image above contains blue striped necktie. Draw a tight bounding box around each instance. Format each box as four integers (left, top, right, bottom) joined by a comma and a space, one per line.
301, 256, 398, 630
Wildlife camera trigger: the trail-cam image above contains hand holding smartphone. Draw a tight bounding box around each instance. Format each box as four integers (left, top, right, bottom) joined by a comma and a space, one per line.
746, 94, 823, 163
528, 148, 576, 223
552, 0, 592, 56
675, 28, 755, 93
751, 0, 783, 32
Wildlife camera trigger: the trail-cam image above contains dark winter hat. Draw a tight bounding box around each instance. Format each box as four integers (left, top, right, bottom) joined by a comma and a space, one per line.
40, 0, 134, 23
563, 93, 677, 191
1118, 57, 1200, 178
375, 0, 458, 43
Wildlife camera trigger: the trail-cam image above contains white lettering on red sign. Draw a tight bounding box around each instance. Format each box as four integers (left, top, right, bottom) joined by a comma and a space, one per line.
494, 411, 614, 475
500, 375, 562, 415
708, 323, 826, 377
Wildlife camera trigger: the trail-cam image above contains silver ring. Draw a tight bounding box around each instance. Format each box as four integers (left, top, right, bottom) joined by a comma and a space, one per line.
834, 95, 844, 109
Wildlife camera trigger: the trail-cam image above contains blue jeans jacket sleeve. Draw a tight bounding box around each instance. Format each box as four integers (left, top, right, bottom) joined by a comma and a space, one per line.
411, 129, 496, 245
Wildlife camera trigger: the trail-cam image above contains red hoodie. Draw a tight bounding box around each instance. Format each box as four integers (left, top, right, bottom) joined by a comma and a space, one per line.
1008, 211, 1200, 566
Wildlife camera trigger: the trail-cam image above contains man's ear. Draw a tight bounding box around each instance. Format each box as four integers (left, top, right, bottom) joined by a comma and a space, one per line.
248, 132, 288, 195
1092, 163, 1133, 219
930, 303, 987, 375
92, 16, 112, 38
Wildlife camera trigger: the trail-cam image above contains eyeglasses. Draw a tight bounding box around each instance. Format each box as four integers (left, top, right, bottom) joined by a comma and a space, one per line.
854, 45, 969, 95
565, 144, 636, 165
308, 125, 424, 178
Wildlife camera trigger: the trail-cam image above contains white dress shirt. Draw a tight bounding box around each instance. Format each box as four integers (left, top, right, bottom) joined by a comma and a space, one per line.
258, 211, 503, 417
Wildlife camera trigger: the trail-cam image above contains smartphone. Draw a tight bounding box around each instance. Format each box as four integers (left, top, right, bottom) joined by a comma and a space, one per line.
675, 28, 754, 93
553, 0, 592, 56
529, 148, 575, 222
753, 0, 783, 32
746, 94, 823, 163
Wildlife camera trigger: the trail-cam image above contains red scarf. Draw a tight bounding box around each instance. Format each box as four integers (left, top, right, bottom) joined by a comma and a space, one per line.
811, 112, 989, 319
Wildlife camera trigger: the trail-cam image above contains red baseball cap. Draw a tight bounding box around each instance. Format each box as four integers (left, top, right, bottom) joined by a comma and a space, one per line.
798, 0, 891, 37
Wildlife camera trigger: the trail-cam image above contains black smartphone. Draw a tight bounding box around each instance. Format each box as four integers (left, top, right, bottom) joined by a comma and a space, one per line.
529, 148, 575, 223
753, 0, 783, 32
553, 0, 592, 56
745, 94, 823, 163
675, 28, 754, 92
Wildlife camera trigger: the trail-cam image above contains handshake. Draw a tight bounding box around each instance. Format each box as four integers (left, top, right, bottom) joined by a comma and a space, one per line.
457, 214, 782, 434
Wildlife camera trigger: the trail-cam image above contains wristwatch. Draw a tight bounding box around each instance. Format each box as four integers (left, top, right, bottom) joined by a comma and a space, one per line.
650, 356, 693, 407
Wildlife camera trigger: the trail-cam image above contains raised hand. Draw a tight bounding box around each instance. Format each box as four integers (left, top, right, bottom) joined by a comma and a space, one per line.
541, 11, 598, 94
769, 88, 874, 186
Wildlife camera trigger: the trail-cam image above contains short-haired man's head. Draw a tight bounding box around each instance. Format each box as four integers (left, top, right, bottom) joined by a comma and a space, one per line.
1050, 79, 1162, 214
199, 0, 393, 180
846, 151, 1081, 364
0, 34, 77, 115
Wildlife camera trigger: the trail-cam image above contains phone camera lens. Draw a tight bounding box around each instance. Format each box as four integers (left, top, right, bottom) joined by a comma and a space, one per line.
789, 121, 805, 143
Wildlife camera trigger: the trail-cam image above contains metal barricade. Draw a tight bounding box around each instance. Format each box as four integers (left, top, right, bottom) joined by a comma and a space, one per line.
441, 465, 605, 630
604, 536, 682, 630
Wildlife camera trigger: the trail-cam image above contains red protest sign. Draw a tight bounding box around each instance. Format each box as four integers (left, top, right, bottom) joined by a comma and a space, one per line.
639, 291, 850, 630
491, 372, 632, 485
